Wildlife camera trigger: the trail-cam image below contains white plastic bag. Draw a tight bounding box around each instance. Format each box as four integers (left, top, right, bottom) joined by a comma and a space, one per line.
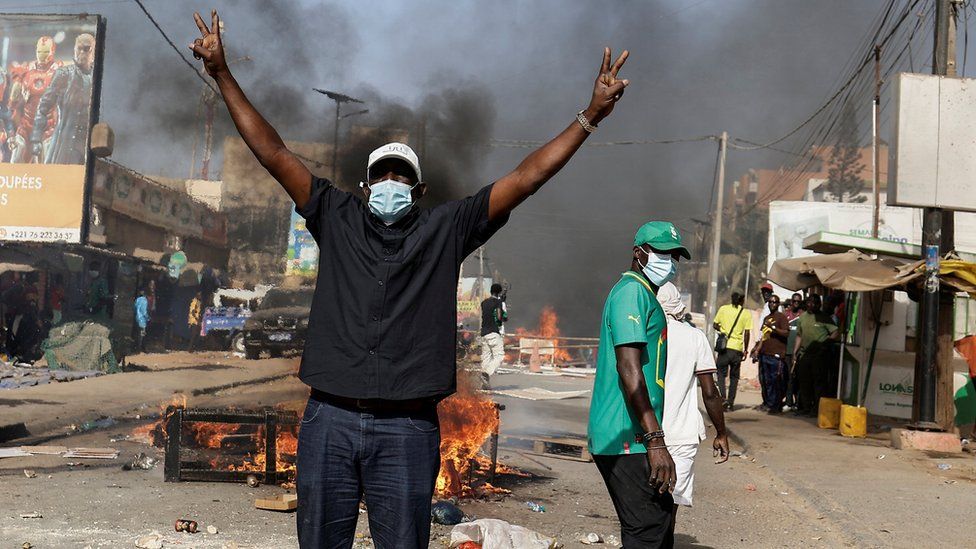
449, 518, 557, 549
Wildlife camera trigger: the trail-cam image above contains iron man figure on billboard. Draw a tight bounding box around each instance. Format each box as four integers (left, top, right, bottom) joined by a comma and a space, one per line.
7, 36, 62, 163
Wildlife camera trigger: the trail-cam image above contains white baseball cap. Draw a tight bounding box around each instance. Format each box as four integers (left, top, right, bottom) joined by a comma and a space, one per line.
366, 142, 422, 182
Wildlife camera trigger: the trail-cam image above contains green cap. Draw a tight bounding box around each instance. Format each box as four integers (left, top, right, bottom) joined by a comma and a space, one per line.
634, 221, 691, 260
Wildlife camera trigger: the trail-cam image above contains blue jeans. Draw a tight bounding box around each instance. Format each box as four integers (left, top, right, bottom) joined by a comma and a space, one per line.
296, 393, 441, 548
759, 354, 787, 410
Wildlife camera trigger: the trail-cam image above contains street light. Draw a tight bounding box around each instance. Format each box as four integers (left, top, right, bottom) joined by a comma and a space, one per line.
313, 88, 366, 181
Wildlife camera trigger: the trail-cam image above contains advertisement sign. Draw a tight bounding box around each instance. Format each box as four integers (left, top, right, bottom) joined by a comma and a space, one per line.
768, 201, 976, 270
0, 14, 105, 243
285, 209, 317, 277
91, 161, 228, 246
457, 276, 492, 327
863, 364, 914, 419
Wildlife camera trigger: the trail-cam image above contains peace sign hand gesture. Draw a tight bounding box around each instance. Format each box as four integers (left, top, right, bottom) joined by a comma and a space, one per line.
586, 47, 630, 125
189, 9, 227, 78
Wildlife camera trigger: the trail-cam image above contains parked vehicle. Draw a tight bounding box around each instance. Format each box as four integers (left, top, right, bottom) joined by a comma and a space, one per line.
202, 287, 268, 352
242, 287, 313, 359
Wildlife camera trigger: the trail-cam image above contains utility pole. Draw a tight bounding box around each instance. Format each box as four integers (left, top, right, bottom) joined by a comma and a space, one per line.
313, 89, 367, 182
743, 250, 752, 299
913, 0, 957, 430
871, 44, 882, 238
476, 246, 485, 333
706, 131, 728, 338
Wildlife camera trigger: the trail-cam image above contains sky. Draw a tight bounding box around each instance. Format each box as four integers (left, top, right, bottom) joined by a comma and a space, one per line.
6, 0, 973, 335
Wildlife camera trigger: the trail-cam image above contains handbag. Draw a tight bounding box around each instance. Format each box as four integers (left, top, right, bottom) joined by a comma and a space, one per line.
714, 306, 744, 353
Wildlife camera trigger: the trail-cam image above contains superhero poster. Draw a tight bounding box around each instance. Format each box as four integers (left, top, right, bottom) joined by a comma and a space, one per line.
0, 14, 105, 244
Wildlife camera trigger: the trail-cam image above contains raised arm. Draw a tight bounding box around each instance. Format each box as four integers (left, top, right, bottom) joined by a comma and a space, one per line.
488, 48, 629, 221
189, 10, 311, 208
615, 344, 675, 494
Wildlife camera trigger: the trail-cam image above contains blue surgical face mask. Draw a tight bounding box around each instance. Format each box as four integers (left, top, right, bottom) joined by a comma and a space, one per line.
637, 246, 676, 286
364, 179, 417, 224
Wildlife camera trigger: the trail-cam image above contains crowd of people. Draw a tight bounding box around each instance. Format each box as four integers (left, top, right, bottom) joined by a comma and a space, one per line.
712, 283, 844, 417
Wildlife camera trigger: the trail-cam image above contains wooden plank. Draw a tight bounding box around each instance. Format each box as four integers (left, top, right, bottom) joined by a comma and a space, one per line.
255, 493, 298, 512
523, 451, 592, 463
20, 445, 67, 455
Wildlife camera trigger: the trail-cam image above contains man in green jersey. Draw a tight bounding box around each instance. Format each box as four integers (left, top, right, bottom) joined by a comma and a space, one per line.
588, 221, 690, 548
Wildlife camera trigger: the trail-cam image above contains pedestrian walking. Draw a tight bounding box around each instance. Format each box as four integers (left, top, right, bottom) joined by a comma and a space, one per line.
657, 282, 729, 518
479, 283, 507, 389
793, 294, 839, 416
187, 291, 202, 352
134, 289, 150, 353
751, 295, 790, 413
712, 292, 751, 410
588, 221, 690, 548
190, 10, 631, 547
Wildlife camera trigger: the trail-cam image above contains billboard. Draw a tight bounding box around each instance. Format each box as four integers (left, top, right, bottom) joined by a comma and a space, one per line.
767, 200, 976, 269
284, 209, 317, 277
0, 14, 105, 243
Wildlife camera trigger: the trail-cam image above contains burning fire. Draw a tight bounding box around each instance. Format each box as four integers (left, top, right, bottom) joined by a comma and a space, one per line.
435, 377, 505, 498
131, 394, 299, 481
132, 386, 512, 495
509, 305, 573, 364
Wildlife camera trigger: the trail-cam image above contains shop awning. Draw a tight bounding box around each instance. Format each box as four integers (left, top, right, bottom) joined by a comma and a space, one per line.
769, 248, 976, 298
768, 249, 922, 292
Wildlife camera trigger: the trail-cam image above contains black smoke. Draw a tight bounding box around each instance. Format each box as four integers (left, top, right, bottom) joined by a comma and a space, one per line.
4, 0, 908, 335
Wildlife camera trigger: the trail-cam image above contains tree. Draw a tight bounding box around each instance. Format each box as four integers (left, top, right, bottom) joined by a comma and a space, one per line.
824, 102, 867, 203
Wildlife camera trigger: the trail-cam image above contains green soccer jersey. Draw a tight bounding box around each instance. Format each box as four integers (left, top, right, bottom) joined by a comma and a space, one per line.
587, 271, 668, 456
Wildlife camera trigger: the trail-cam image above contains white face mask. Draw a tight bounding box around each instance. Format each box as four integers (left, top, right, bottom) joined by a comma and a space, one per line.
637, 246, 676, 286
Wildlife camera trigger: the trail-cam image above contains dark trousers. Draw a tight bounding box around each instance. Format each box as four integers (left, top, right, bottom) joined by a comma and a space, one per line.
759, 354, 787, 410
187, 324, 200, 351
715, 349, 743, 405
594, 453, 674, 548
296, 393, 441, 549
785, 355, 796, 408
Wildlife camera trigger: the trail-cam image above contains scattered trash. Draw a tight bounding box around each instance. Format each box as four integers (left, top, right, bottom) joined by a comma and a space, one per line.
23, 469, 36, 479
123, 452, 158, 471
246, 474, 260, 487
78, 417, 118, 432
580, 532, 603, 544
174, 519, 199, 533
945, 479, 957, 484
877, 454, 886, 460
729, 450, 742, 457
254, 493, 298, 512
745, 484, 757, 492
20, 513, 42, 519
62, 447, 119, 459
779, 491, 789, 496
280, 480, 296, 490
22, 543, 32, 549
605, 534, 620, 547
432, 500, 466, 525
455, 543, 482, 549
450, 519, 557, 549
937, 463, 952, 471
525, 501, 546, 513
134, 532, 165, 549
812, 536, 822, 541
207, 525, 219, 535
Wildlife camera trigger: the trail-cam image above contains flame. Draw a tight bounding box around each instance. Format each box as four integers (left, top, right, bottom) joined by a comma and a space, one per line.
435, 378, 501, 497
506, 306, 573, 364
130, 395, 298, 482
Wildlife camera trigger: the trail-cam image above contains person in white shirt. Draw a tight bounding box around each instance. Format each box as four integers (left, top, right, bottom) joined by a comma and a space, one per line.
657, 282, 729, 515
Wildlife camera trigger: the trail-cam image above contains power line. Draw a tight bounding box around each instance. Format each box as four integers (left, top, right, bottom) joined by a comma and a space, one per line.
130, 0, 219, 97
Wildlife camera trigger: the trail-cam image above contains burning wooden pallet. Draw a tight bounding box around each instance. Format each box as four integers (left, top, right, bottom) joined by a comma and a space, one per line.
163, 406, 298, 484
500, 434, 592, 462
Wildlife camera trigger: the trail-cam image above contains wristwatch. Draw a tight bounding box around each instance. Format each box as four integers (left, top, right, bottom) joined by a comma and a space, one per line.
576, 110, 597, 133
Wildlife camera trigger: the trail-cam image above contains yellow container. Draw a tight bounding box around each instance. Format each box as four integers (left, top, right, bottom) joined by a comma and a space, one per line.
817, 397, 842, 429
840, 404, 868, 438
